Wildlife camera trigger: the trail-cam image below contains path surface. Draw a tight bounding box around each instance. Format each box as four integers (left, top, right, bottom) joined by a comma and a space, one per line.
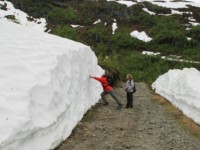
56, 82, 200, 150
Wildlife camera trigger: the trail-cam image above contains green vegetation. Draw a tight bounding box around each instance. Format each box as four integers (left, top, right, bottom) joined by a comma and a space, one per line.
50, 25, 80, 41
8, 0, 200, 83
182, 26, 200, 61
47, 7, 77, 24
98, 51, 200, 83
149, 16, 189, 54
143, 2, 171, 14
189, 25, 200, 42
4, 15, 16, 20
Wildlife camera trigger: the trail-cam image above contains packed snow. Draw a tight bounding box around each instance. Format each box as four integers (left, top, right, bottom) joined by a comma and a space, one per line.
152, 68, 200, 125
0, 15, 103, 150
130, 30, 152, 42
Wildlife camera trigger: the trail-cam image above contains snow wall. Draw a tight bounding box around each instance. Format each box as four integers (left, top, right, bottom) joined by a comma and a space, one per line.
0, 19, 103, 150
152, 68, 200, 125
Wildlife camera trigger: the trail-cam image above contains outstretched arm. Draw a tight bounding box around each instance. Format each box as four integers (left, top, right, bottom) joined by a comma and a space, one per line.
89, 76, 105, 83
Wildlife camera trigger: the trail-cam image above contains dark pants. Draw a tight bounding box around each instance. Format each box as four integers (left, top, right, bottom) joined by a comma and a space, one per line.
101, 89, 121, 105
126, 92, 133, 108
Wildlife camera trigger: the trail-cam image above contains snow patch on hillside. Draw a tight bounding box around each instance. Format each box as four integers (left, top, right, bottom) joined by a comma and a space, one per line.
0, 0, 46, 31
130, 30, 152, 42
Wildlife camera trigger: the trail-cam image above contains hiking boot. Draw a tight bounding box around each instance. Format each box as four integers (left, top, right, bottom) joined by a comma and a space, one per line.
103, 102, 108, 106
116, 104, 122, 110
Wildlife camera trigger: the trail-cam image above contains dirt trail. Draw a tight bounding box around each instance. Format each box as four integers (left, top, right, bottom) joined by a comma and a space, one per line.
56, 82, 200, 150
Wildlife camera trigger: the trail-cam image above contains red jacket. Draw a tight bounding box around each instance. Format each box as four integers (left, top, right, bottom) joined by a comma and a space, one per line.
92, 76, 112, 93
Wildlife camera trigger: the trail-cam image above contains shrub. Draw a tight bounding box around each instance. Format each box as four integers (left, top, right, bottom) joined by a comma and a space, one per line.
46, 7, 77, 24
183, 48, 200, 61
111, 28, 143, 51
99, 51, 200, 83
143, 2, 171, 14
50, 25, 80, 41
149, 16, 189, 53
189, 25, 200, 41
127, 4, 156, 28
84, 24, 111, 46
151, 30, 188, 52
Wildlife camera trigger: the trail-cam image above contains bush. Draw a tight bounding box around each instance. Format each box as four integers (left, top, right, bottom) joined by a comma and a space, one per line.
189, 25, 200, 42
99, 51, 200, 83
151, 30, 188, 52
50, 25, 80, 41
46, 7, 77, 24
10, 0, 52, 18
143, 2, 171, 14
98, 51, 120, 71
95, 43, 110, 55
127, 4, 156, 28
111, 28, 143, 51
183, 48, 200, 61
149, 16, 189, 53
84, 24, 111, 46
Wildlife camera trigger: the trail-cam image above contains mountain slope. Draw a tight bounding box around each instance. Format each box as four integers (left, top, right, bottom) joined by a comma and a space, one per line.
5, 0, 200, 82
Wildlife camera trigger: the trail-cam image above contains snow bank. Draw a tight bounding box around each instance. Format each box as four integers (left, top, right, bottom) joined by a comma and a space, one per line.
0, 19, 103, 150
152, 68, 200, 125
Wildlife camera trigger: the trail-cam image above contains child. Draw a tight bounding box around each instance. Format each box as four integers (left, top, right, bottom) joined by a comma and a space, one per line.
125, 74, 135, 108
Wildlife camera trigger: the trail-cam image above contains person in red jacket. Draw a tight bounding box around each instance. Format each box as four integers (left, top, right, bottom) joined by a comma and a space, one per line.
90, 74, 122, 110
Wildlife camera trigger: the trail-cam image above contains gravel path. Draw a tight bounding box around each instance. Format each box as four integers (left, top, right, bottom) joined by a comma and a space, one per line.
55, 82, 200, 150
